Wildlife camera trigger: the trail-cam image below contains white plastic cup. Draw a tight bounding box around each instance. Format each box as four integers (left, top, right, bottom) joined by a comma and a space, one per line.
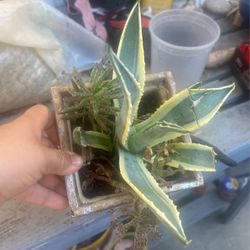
149, 10, 220, 91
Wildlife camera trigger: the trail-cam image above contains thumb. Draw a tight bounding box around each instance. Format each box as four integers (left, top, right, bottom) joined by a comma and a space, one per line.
41, 147, 83, 176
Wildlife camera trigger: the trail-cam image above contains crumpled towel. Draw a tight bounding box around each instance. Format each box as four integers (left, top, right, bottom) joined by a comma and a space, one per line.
0, 0, 105, 113
0, 0, 106, 75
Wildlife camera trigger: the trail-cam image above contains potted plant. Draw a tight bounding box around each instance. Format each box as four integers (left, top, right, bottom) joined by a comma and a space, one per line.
52, 2, 234, 247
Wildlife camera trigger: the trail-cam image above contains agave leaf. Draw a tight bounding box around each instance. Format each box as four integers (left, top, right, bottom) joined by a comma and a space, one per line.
110, 2, 145, 146
134, 84, 235, 133
73, 127, 112, 152
128, 122, 188, 153
110, 50, 143, 146
117, 2, 145, 89
189, 81, 202, 89
119, 147, 188, 244
167, 143, 216, 172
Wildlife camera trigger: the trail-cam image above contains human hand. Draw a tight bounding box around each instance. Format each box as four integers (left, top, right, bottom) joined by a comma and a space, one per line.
0, 105, 83, 210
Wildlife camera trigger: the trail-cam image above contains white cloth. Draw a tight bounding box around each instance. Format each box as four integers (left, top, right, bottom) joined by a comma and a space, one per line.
0, 0, 106, 75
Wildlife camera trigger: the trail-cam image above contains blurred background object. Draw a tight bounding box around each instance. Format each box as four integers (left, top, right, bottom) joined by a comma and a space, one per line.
141, 0, 173, 13
203, 0, 236, 16
206, 48, 236, 68
239, 0, 250, 28
231, 41, 250, 91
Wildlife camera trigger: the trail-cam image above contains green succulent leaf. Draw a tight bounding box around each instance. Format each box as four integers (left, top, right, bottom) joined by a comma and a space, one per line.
73, 127, 112, 152
128, 122, 188, 153
134, 84, 235, 133
119, 147, 188, 244
111, 2, 145, 146
62, 1, 236, 245
117, 2, 145, 89
167, 143, 216, 172
110, 50, 142, 146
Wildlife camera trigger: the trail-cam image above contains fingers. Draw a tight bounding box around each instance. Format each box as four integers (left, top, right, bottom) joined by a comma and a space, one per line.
21, 105, 51, 131
20, 105, 59, 145
39, 175, 67, 197
17, 183, 68, 210
41, 147, 83, 176
44, 115, 59, 146
45, 124, 59, 146
41, 136, 55, 148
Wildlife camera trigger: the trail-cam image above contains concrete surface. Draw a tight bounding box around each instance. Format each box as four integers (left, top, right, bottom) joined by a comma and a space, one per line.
154, 201, 250, 250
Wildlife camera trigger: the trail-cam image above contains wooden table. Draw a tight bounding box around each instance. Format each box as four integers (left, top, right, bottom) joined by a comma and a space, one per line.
0, 5, 249, 250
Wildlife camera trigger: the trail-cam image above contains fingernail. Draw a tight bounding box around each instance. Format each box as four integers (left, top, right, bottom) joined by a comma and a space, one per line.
71, 154, 83, 168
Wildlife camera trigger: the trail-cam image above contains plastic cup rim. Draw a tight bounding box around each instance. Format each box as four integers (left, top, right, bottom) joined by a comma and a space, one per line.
149, 9, 221, 52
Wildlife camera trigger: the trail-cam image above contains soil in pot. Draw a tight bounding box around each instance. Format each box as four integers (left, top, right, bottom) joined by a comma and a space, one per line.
68, 83, 178, 198
76, 149, 118, 199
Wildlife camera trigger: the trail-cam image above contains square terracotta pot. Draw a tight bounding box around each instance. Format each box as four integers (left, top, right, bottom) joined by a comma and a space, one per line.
51, 71, 203, 216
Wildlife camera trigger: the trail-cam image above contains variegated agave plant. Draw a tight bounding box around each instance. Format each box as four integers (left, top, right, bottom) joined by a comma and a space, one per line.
72, 3, 235, 244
